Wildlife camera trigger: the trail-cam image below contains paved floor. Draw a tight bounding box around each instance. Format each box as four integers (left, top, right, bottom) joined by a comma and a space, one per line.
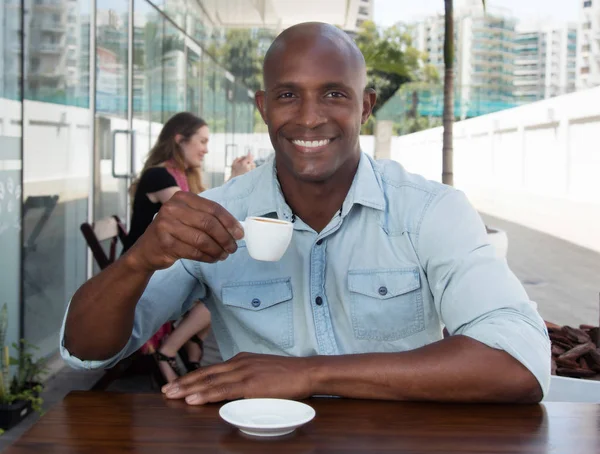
1, 214, 599, 451
481, 214, 600, 328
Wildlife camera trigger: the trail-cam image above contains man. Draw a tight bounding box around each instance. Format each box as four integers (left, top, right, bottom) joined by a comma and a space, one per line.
62, 23, 550, 405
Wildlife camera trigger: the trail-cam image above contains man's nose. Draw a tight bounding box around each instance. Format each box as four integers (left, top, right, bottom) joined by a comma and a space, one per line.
296, 98, 327, 129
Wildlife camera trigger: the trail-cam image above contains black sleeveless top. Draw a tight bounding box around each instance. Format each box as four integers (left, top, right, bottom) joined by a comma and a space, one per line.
123, 167, 178, 252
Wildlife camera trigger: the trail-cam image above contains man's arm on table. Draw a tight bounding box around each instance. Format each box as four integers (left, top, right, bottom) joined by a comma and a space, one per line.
164, 189, 550, 404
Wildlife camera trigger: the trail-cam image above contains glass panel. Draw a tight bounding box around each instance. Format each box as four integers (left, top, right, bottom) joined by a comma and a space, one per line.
186, 44, 202, 116
22, 0, 91, 357
211, 67, 228, 187
96, 2, 128, 117
133, 0, 164, 174
0, 0, 23, 352
187, 0, 213, 49
162, 0, 185, 30
95, 0, 130, 225
162, 23, 185, 120
201, 55, 222, 188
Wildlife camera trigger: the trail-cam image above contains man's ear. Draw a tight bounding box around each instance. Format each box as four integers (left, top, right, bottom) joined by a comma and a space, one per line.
361, 88, 377, 124
255, 91, 268, 124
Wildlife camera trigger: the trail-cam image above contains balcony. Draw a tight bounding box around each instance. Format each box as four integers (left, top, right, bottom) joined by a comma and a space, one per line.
30, 68, 63, 79
514, 69, 539, 76
32, 0, 63, 10
40, 21, 67, 33
34, 43, 62, 54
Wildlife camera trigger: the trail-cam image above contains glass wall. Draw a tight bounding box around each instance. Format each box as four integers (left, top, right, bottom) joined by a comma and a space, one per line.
0, 0, 23, 353
22, 0, 91, 357
8, 0, 257, 360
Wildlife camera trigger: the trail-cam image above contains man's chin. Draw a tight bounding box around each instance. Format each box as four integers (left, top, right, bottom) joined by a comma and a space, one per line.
288, 165, 336, 183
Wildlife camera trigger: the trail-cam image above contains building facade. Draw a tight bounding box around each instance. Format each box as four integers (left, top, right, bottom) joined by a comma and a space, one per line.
577, 0, 600, 89
356, 0, 374, 28
411, 0, 517, 119
515, 23, 577, 103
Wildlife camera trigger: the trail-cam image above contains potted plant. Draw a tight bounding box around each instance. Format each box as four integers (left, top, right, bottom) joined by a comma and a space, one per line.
0, 304, 47, 432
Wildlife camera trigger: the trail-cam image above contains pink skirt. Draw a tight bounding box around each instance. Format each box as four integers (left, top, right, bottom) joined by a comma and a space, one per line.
140, 322, 173, 355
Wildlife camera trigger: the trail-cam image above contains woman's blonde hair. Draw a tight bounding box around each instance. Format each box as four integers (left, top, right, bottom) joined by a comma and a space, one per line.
130, 112, 208, 197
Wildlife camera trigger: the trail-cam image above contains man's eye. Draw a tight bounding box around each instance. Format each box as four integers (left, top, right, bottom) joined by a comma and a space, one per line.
278, 92, 295, 99
326, 92, 345, 98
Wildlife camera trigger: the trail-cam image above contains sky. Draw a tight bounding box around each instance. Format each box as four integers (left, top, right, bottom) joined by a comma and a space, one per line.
373, 0, 580, 28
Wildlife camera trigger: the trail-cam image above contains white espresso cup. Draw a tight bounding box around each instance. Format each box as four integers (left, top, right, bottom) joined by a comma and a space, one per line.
239, 216, 294, 261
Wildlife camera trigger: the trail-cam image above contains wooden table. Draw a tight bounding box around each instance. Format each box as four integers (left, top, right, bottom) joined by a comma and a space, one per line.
5, 391, 600, 453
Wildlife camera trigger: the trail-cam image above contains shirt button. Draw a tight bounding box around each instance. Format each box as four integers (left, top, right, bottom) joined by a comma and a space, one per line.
378, 286, 388, 296
251, 298, 261, 308
315, 296, 323, 306
316, 239, 323, 246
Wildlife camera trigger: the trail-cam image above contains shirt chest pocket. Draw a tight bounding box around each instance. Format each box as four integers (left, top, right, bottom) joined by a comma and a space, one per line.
222, 278, 294, 349
348, 268, 425, 341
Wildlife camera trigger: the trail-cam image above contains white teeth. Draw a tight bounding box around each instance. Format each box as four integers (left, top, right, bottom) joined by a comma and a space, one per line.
292, 139, 330, 148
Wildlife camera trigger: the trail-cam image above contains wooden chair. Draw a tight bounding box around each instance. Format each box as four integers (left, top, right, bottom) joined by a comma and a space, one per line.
80, 215, 128, 269
80, 215, 165, 391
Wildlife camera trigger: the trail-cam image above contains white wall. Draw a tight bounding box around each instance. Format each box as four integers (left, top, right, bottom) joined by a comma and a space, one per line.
373, 87, 600, 253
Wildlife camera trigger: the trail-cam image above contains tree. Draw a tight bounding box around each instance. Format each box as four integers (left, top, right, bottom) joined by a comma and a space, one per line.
354, 21, 439, 123
214, 29, 271, 92
443, 0, 485, 186
354, 21, 412, 115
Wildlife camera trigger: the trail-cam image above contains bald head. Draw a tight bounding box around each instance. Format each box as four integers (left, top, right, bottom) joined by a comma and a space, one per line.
263, 22, 367, 90
254, 22, 377, 185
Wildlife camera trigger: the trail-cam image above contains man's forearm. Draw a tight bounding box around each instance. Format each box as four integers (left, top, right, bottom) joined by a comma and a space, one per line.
308, 335, 542, 403
64, 252, 154, 361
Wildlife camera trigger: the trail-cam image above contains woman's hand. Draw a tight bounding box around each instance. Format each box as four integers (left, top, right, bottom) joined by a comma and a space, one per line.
230, 153, 256, 179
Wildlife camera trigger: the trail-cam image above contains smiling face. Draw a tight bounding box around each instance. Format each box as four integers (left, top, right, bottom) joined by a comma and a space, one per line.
178, 125, 209, 169
256, 24, 376, 184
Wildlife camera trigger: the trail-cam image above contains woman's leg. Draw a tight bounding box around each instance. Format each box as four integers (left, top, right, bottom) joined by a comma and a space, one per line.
183, 324, 211, 364
156, 302, 211, 383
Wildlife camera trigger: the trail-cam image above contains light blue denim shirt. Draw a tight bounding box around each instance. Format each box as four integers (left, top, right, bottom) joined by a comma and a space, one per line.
60, 153, 551, 395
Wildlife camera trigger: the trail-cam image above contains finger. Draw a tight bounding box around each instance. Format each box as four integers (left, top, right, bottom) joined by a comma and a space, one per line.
168, 220, 229, 260
176, 210, 239, 254
168, 196, 241, 251
178, 194, 244, 241
158, 200, 237, 255
163, 366, 242, 400
185, 380, 246, 405
168, 361, 238, 390
167, 235, 221, 263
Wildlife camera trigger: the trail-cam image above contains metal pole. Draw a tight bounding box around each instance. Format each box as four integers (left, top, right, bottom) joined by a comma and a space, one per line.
126, 0, 134, 230
86, 0, 97, 279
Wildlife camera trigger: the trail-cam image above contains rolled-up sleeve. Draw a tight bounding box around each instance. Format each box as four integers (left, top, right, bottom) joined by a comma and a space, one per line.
60, 259, 206, 370
417, 189, 551, 397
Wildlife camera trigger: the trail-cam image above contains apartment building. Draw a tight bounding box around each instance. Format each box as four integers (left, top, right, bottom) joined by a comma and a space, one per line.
577, 0, 600, 89
515, 23, 577, 103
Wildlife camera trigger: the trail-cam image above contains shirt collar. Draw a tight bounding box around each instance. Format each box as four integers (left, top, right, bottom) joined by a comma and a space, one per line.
245, 152, 386, 220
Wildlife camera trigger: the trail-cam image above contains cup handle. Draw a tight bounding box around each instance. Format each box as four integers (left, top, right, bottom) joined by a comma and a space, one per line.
238, 220, 246, 239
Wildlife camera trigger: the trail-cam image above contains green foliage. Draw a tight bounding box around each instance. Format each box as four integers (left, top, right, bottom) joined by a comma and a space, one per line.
395, 116, 442, 135
211, 29, 276, 93
6, 384, 43, 414
0, 305, 47, 418
355, 21, 439, 115
216, 29, 265, 92
10, 340, 49, 392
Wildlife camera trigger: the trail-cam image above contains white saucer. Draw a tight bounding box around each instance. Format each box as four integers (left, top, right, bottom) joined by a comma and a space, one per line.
219, 398, 316, 437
